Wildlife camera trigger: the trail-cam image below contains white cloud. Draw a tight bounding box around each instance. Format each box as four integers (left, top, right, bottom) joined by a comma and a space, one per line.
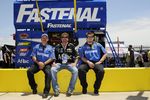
107, 17, 150, 46
0, 34, 15, 46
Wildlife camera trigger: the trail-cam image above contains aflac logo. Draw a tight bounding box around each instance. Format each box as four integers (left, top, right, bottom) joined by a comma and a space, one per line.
17, 59, 29, 63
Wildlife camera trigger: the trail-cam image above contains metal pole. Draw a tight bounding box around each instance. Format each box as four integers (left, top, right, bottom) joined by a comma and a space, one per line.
74, 0, 77, 32
35, 0, 44, 32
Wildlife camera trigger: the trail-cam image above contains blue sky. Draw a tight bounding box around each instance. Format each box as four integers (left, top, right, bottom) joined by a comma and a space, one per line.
107, 0, 150, 46
0, 0, 150, 46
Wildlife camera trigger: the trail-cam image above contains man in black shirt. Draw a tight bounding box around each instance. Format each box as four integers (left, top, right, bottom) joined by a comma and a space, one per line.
51, 32, 78, 97
128, 45, 135, 67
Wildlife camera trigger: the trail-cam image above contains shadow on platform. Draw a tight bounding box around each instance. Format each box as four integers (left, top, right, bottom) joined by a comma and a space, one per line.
126, 91, 148, 100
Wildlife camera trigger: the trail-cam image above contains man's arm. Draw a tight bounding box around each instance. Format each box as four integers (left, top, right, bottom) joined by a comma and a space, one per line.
44, 47, 55, 65
44, 58, 54, 65
32, 56, 39, 64
81, 57, 89, 64
81, 57, 95, 68
96, 53, 107, 64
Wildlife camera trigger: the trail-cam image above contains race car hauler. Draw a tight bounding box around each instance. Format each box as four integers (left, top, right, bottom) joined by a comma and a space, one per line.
14, 0, 106, 67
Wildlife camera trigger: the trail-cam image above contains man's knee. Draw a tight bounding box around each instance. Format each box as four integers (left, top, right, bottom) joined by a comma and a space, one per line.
95, 64, 104, 71
27, 68, 33, 75
72, 67, 78, 74
44, 70, 51, 77
78, 64, 86, 70
51, 67, 58, 73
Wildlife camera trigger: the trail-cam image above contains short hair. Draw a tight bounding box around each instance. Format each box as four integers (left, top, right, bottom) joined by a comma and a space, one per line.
61, 32, 69, 38
129, 45, 132, 48
86, 31, 95, 37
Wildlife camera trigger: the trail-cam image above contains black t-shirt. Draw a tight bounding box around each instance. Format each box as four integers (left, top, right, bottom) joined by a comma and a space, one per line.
55, 43, 77, 63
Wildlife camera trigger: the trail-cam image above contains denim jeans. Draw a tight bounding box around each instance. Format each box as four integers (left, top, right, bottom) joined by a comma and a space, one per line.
51, 63, 78, 92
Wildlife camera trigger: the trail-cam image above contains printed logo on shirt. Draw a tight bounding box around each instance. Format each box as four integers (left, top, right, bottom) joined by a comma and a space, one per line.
37, 52, 49, 57
85, 49, 100, 61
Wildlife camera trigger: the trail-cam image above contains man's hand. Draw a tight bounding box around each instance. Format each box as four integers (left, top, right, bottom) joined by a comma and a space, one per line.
71, 63, 76, 67
38, 62, 45, 69
52, 62, 57, 67
87, 61, 94, 68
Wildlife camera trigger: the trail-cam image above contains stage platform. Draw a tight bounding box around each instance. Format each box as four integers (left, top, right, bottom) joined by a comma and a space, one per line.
0, 68, 150, 93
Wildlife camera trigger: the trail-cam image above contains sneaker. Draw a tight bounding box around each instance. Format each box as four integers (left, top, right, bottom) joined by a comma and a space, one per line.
54, 90, 59, 97
42, 93, 48, 98
94, 89, 99, 95
82, 88, 87, 94
32, 89, 37, 94
66, 89, 73, 97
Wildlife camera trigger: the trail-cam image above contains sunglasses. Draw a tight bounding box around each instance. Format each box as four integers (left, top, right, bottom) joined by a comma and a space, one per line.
87, 36, 94, 38
61, 36, 68, 38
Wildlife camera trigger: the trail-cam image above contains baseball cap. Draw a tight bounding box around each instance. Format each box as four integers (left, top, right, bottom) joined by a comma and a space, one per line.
41, 33, 48, 38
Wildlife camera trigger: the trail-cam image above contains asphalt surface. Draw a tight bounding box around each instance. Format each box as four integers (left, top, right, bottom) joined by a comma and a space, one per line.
0, 91, 150, 100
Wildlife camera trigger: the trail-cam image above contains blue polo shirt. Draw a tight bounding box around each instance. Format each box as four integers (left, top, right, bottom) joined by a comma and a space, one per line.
31, 44, 55, 62
79, 42, 106, 62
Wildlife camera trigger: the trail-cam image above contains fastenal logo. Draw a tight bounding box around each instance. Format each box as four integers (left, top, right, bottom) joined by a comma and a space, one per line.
16, 4, 101, 23
47, 23, 71, 28
20, 33, 29, 39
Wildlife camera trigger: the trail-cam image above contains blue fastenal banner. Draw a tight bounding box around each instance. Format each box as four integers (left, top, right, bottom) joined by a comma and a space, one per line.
14, 1, 106, 29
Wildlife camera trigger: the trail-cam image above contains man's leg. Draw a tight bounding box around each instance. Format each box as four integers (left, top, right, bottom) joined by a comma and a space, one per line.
27, 64, 40, 94
42, 65, 52, 98
93, 64, 105, 94
78, 64, 89, 94
51, 64, 62, 96
66, 64, 78, 96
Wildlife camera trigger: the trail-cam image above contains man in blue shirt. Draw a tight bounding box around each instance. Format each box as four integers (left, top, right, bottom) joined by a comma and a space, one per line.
27, 33, 55, 98
78, 31, 107, 95
51, 32, 78, 97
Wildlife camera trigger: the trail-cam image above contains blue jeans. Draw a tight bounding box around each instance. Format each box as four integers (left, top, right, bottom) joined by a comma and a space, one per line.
51, 63, 78, 92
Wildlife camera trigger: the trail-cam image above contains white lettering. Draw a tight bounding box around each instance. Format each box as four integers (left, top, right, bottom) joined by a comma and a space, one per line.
19, 53, 27, 56
16, 4, 101, 23
27, 9, 39, 22
58, 8, 70, 19
41, 8, 51, 22
16, 4, 33, 23
17, 59, 29, 63
47, 23, 71, 28
37, 52, 49, 57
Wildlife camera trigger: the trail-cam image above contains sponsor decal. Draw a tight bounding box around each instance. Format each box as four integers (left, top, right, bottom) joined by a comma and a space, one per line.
19, 48, 28, 52
17, 42, 31, 46
47, 23, 72, 28
19, 48, 29, 56
17, 59, 29, 63
19, 33, 29, 39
